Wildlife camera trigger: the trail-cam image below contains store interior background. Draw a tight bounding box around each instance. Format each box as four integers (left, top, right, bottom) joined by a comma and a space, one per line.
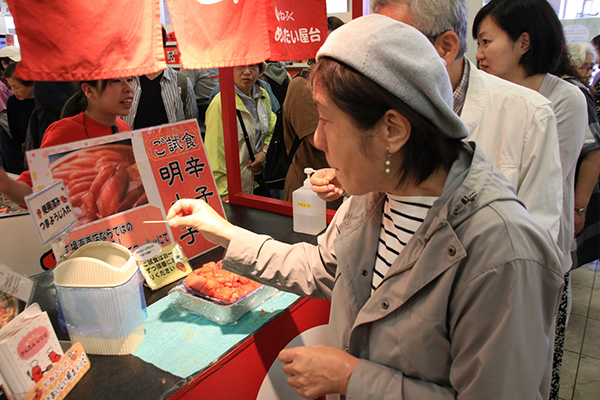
0, 0, 599, 398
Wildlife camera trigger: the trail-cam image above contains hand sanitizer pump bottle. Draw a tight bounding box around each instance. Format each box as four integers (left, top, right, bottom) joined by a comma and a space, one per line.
292, 168, 326, 235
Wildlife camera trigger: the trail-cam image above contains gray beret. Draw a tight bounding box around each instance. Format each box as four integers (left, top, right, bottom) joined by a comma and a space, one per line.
316, 14, 469, 140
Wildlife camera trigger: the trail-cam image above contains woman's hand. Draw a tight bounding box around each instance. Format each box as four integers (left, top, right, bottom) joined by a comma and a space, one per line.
279, 345, 359, 399
248, 151, 266, 175
310, 168, 345, 202
166, 199, 235, 248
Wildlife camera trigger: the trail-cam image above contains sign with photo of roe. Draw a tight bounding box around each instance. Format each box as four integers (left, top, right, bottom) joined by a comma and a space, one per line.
26, 119, 223, 260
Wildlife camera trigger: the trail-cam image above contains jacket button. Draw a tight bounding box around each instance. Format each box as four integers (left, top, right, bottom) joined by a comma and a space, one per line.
361, 270, 368, 276
382, 300, 389, 310
448, 246, 456, 256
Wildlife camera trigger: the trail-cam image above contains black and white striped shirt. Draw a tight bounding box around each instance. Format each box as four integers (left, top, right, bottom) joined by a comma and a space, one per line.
372, 195, 437, 292
121, 67, 198, 128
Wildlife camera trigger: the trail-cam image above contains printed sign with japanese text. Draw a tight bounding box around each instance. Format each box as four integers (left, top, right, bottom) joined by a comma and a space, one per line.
166, 0, 328, 69
26, 120, 223, 260
24, 342, 90, 400
24, 181, 77, 246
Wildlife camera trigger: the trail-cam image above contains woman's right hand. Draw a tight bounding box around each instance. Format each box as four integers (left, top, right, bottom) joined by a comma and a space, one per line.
310, 168, 344, 202
166, 199, 235, 249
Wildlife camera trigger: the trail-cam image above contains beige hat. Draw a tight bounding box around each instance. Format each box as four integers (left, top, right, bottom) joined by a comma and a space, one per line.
317, 14, 469, 140
0, 46, 21, 62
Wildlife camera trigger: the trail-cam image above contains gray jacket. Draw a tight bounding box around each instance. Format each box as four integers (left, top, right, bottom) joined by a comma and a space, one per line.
225, 143, 564, 399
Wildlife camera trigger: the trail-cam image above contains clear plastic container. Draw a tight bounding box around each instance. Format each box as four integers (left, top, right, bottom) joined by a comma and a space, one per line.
168, 283, 278, 325
54, 242, 146, 355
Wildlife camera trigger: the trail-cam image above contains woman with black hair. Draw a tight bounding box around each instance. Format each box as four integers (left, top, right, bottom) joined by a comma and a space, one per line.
0, 78, 134, 207
473, 1, 588, 398
1, 62, 35, 173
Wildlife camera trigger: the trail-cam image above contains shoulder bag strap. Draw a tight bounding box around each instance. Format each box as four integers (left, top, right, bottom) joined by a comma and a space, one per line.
288, 136, 302, 162
236, 109, 256, 162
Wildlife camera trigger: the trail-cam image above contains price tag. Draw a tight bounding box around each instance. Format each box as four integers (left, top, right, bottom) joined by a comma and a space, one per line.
24, 181, 77, 246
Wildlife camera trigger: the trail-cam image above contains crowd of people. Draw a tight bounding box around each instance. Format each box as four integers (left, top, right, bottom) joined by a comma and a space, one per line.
0, 0, 600, 398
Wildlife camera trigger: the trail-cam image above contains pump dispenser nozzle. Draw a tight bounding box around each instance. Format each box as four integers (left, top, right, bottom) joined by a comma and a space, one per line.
303, 168, 316, 188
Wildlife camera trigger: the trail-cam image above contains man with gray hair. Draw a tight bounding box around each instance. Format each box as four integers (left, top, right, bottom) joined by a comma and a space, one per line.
373, 0, 563, 238
316, 0, 563, 240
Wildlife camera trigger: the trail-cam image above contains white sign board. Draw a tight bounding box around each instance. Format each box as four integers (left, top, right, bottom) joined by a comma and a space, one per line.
24, 180, 76, 245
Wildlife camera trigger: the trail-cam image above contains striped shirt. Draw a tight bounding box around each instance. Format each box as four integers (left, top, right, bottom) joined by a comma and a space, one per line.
121, 67, 198, 128
372, 194, 438, 292
453, 59, 470, 117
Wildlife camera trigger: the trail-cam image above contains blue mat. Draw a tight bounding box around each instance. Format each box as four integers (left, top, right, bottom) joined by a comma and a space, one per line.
132, 290, 300, 378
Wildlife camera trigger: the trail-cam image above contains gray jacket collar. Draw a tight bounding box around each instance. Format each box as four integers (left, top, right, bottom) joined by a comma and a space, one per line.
334, 142, 525, 316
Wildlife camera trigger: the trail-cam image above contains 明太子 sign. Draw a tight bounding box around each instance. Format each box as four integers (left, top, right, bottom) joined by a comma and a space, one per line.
26, 120, 224, 261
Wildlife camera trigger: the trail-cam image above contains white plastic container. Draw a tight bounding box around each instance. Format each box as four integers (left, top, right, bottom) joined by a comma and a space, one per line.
54, 242, 146, 355
292, 168, 326, 235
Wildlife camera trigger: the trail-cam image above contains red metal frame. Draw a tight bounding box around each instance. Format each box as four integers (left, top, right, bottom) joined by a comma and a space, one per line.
219, 67, 337, 223
220, 1, 364, 224
353, 0, 364, 19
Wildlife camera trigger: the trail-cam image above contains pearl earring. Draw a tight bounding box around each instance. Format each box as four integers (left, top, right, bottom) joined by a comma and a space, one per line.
385, 146, 391, 174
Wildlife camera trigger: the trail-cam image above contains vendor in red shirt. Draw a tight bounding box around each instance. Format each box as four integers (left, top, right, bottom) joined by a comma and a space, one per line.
0, 78, 133, 207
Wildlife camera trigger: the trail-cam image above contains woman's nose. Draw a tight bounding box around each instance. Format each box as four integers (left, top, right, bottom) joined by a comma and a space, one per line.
313, 123, 326, 152
475, 46, 484, 61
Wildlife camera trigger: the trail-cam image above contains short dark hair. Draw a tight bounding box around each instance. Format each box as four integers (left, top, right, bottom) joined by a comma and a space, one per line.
327, 16, 344, 32
311, 57, 464, 187
472, 0, 566, 77
3, 62, 33, 86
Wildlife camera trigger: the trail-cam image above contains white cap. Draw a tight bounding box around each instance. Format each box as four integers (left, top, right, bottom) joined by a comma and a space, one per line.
0, 46, 21, 62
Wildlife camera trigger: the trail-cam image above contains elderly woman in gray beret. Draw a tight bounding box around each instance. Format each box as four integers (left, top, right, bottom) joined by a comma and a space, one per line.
167, 15, 563, 400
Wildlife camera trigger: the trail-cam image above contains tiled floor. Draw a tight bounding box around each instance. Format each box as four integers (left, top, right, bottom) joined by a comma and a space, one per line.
559, 259, 600, 400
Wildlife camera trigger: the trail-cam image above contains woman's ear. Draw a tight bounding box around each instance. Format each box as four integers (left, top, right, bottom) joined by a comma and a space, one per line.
81, 83, 96, 100
518, 32, 531, 55
382, 109, 411, 154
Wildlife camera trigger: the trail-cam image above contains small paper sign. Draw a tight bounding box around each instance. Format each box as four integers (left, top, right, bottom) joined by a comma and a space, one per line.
135, 243, 192, 290
0, 264, 33, 303
24, 342, 90, 400
24, 181, 76, 246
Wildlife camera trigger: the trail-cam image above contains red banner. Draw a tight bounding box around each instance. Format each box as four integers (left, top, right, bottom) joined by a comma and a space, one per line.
6, 0, 166, 81
166, 0, 328, 69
